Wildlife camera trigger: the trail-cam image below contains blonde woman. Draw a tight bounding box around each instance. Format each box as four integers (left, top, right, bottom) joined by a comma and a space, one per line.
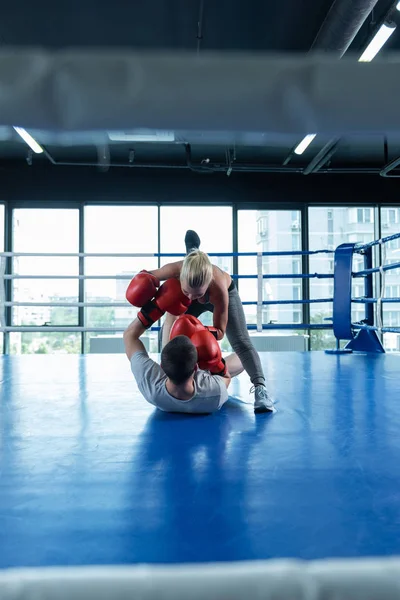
148, 231, 274, 413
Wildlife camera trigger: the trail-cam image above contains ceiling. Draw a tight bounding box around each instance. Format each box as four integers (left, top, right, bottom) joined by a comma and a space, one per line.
0, 0, 337, 52
2, 0, 400, 177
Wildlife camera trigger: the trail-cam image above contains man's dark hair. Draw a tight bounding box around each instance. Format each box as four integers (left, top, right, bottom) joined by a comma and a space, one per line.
161, 335, 198, 384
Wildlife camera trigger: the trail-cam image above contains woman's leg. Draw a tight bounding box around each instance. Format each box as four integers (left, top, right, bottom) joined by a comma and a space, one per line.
225, 288, 265, 384
225, 287, 274, 413
185, 230, 201, 254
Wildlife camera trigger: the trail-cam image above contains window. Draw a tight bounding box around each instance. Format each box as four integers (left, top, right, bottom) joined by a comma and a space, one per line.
347, 207, 374, 225
327, 212, 334, 246
293, 310, 301, 323
389, 209, 397, 224
352, 284, 364, 298
293, 286, 301, 301
381, 207, 399, 227
387, 238, 400, 252
353, 256, 364, 271
292, 235, 301, 251
385, 311, 400, 327
292, 259, 301, 275
257, 216, 268, 237
238, 210, 301, 331
10, 209, 80, 355
385, 285, 400, 298
84, 205, 159, 353
357, 208, 372, 223
291, 211, 300, 231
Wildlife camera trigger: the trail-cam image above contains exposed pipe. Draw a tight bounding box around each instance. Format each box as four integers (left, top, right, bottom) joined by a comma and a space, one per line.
303, 138, 341, 175
196, 0, 205, 55
380, 155, 400, 178
184, 143, 215, 173
40, 141, 383, 175
310, 0, 380, 57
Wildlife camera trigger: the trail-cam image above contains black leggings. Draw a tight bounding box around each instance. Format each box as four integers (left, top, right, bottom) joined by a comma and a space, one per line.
185, 282, 265, 385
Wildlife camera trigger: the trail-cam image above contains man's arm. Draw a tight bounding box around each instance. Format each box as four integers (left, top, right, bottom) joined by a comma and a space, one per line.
220, 370, 232, 389
123, 318, 148, 360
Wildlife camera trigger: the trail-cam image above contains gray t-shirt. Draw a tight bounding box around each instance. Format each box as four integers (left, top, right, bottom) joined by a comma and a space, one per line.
130, 351, 228, 414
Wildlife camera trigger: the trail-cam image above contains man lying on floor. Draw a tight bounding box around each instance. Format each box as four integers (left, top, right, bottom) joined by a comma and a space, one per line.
123, 274, 243, 414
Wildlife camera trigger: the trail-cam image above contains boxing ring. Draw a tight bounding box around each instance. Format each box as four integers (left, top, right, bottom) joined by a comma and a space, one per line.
1, 224, 400, 599
2, 43, 400, 598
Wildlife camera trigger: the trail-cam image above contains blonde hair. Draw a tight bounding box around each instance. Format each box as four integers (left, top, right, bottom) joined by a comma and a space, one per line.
180, 250, 213, 290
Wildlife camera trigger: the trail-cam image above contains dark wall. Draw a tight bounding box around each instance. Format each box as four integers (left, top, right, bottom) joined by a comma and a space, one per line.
1, 164, 399, 206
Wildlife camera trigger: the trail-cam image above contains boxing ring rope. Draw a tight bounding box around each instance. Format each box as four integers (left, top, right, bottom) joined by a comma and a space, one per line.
0, 248, 335, 337
1, 237, 400, 346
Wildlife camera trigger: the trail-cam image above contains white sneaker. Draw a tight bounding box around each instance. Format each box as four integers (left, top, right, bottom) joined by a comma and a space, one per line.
251, 385, 275, 414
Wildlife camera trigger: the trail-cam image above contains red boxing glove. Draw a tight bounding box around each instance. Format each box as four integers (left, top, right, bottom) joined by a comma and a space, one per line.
126, 270, 160, 307
138, 278, 191, 328
190, 329, 226, 376
170, 314, 206, 341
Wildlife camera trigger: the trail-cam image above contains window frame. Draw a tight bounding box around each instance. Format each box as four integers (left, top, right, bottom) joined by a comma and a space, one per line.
2, 199, 399, 354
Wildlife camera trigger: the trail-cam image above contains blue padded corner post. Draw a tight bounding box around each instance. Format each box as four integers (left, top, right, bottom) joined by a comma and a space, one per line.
325, 243, 355, 355
344, 245, 384, 353
326, 243, 385, 354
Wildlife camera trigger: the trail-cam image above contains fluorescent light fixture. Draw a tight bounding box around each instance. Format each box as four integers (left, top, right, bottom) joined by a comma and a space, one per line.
359, 23, 396, 62
294, 134, 317, 155
397, 1, 400, 11
13, 126, 43, 154
108, 130, 175, 142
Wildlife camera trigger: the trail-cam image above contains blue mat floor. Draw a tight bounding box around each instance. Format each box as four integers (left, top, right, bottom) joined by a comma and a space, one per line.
1, 351, 400, 568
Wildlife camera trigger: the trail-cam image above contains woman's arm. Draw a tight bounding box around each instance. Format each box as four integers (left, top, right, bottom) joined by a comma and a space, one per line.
211, 284, 229, 341
149, 261, 183, 282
